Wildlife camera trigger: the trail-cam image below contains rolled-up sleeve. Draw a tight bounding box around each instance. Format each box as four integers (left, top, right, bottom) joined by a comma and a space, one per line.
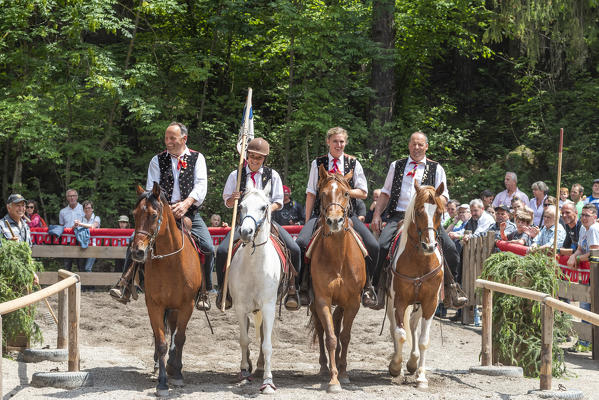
381, 161, 396, 197
146, 155, 160, 191
188, 153, 208, 206
306, 160, 319, 195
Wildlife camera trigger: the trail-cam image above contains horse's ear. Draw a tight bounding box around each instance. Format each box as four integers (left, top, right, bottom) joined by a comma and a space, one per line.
414, 179, 421, 191
435, 182, 445, 197
136, 185, 145, 196
152, 181, 161, 198
318, 164, 329, 181
344, 169, 353, 183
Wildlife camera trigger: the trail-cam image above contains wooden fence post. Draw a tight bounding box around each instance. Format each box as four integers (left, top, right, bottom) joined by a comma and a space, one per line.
481, 288, 493, 366
540, 302, 553, 391
57, 288, 67, 349
68, 281, 81, 372
1, 314, 3, 397
591, 248, 599, 361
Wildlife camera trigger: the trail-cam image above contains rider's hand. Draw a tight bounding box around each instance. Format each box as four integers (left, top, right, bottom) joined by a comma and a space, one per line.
171, 198, 193, 219
371, 214, 382, 234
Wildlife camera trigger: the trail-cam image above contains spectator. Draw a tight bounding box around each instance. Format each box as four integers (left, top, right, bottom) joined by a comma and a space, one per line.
75, 200, 100, 272
528, 205, 566, 250
511, 197, 525, 216
463, 199, 495, 240
501, 209, 533, 246
559, 187, 569, 208
25, 200, 46, 228
1, 194, 39, 284
354, 198, 367, 222
59, 189, 84, 271
570, 183, 584, 216
493, 172, 529, 208
560, 202, 581, 252
529, 181, 548, 227
443, 199, 460, 230
447, 203, 470, 237
273, 185, 305, 226
486, 206, 496, 220
480, 189, 495, 209
489, 205, 516, 240
365, 188, 382, 224
210, 214, 228, 228
114, 215, 130, 273
583, 178, 599, 215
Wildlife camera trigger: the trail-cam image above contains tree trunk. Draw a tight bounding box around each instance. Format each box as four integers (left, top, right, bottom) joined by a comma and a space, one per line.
12, 141, 22, 188
369, 0, 396, 169
284, 33, 295, 181
2, 139, 10, 200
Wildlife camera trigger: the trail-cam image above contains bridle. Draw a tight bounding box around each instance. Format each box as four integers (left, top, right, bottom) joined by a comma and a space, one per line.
239, 197, 271, 253
319, 175, 351, 236
134, 196, 185, 260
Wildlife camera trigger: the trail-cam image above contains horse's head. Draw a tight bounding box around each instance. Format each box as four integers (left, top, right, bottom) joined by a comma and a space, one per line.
238, 182, 272, 243
130, 182, 164, 263
317, 164, 353, 234
410, 180, 445, 254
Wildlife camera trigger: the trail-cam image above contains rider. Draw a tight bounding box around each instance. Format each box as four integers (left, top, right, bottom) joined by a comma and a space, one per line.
370, 131, 467, 309
215, 138, 302, 310
109, 122, 214, 309
295, 127, 379, 307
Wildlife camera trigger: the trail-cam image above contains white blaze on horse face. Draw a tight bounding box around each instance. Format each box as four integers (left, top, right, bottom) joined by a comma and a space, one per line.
326, 181, 344, 232
424, 202, 437, 245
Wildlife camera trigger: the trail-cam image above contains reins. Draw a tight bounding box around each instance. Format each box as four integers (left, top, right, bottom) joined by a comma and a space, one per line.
319, 175, 351, 237
134, 197, 186, 260
240, 201, 271, 254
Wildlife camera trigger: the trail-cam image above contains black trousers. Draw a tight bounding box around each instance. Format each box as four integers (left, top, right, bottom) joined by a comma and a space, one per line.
215, 221, 301, 289
374, 215, 460, 286
295, 215, 379, 282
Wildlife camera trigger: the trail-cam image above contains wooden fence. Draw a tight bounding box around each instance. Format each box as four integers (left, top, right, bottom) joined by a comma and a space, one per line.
0, 269, 81, 396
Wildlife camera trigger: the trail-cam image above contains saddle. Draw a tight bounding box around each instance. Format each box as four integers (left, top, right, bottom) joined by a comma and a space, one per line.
175, 216, 206, 265
304, 223, 369, 261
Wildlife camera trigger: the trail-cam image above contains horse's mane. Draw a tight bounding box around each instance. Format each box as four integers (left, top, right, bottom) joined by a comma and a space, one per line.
136, 188, 168, 210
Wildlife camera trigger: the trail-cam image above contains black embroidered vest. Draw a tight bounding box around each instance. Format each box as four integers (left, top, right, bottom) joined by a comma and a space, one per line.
237, 166, 273, 223
313, 154, 357, 218
384, 157, 438, 217
157, 150, 200, 215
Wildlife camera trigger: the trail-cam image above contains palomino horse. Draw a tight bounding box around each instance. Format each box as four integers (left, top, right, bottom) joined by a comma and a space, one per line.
309, 164, 366, 393
386, 180, 445, 389
228, 183, 282, 394
131, 183, 203, 397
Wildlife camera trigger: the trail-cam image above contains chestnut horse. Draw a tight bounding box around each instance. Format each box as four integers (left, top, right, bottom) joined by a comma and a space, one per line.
386, 180, 445, 389
131, 183, 203, 397
309, 164, 366, 393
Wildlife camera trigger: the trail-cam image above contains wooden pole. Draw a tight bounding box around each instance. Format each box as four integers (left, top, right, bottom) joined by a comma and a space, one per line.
481, 288, 493, 366
221, 88, 252, 312
552, 128, 564, 260
591, 248, 599, 361
68, 281, 81, 372
540, 303, 553, 391
57, 288, 68, 349
1, 314, 3, 397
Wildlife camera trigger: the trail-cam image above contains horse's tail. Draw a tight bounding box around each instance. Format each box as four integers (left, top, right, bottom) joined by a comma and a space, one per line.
253, 311, 263, 342
163, 309, 170, 337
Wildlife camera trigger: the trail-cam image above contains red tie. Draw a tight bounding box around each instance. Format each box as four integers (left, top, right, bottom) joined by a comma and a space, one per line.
172, 154, 187, 170
330, 158, 340, 174
250, 171, 258, 187
406, 161, 420, 178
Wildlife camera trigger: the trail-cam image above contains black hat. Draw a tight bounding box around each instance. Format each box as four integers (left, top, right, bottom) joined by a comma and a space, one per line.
7, 194, 26, 204
494, 204, 510, 213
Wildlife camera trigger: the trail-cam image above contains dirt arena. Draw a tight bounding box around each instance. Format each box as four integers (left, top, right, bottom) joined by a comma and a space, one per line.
2, 291, 598, 399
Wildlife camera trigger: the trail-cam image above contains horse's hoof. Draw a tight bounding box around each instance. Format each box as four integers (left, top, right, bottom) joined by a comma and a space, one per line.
406, 363, 417, 375
259, 379, 277, 395
170, 378, 184, 387
155, 388, 169, 397
327, 383, 342, 393
260, 385, 276, 395
388, 363, 402, 377
416, 381, 428, 390
338, 374, 350, 384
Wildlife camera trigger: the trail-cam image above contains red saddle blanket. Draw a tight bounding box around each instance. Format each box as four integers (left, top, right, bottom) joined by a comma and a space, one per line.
228, 235, 288, 273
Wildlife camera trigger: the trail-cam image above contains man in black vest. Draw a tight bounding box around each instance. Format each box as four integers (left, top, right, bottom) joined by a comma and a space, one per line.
295, 126, 379, 308
109, 122, 214, 308
215, 138, 301, 310
371, 131, 466, 309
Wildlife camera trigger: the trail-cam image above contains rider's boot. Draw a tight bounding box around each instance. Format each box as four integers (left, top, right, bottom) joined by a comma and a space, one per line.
195, 289, 211, 311
361, 279, 380, 309
109, 277, 132, 304
216, 289, 232, 310
284, 277, 301, 311
443, 264, 468, 308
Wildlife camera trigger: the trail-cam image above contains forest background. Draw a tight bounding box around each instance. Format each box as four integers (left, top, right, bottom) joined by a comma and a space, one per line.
2, 0, 598, 226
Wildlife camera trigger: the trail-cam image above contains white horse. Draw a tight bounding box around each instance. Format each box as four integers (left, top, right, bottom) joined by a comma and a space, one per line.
228, 183, 281, 395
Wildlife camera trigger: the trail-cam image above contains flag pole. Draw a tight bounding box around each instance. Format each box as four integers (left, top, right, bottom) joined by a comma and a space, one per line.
552, 128, 564, 261
221, 88, 252, 312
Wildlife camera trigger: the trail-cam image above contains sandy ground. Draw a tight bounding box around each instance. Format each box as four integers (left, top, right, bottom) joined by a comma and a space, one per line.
2, 291, 598, 399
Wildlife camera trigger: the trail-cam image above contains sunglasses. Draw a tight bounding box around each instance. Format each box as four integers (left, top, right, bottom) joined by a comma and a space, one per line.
26, 206, 34, 209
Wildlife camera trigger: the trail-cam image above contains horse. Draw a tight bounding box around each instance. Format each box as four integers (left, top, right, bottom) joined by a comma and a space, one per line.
308, 164, 367, 393
227, 183, 283, 394
130, 183, 203, 397
386, 180, 445, 389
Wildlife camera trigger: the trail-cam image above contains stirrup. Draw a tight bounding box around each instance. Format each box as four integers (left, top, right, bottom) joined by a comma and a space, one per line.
284, 288, 301, 311
109, 286, 130, 304
362, 286, 380, 309
447, 283, 468, 309
195, 291, 211, 311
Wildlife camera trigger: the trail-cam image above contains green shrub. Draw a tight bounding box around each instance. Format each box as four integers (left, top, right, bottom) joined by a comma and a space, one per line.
0, 239, 43, 350
480, 251, 571, 377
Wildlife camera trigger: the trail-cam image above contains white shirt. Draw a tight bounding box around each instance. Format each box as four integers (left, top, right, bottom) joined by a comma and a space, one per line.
492, 188, 529, 208
82, 214, 101, 228
146, 147, 207, 206
223, 166, 284, 208
381, 157, 449, 212
579, 222, 599, 253
59, 203, 84, 228
305, 153, 368, 195
529, 196, 547, 227
472, 211, 496, 237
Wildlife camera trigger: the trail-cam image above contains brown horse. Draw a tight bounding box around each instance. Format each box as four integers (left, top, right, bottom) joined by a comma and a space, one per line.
386, 180, 445, 389
309, 164, 367, 393
131, 183, 203, 397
